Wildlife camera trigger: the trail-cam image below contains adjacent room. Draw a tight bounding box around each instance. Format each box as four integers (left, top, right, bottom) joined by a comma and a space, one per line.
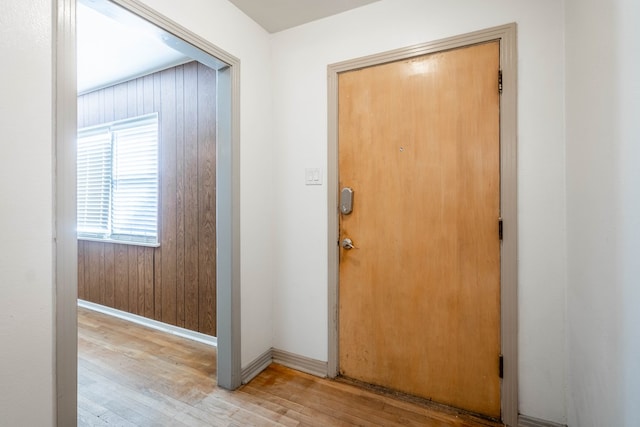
76, 0, 219, 341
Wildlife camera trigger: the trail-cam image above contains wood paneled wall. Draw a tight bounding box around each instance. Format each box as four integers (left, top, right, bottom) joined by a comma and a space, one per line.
77, 62, 217, 336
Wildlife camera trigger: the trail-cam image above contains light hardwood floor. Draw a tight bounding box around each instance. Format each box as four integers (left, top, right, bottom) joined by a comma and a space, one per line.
78, 307, 504, 426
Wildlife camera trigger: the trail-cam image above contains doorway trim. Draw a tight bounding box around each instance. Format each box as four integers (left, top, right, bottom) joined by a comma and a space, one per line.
326, 23, 518, 426
54, 0, 242, 424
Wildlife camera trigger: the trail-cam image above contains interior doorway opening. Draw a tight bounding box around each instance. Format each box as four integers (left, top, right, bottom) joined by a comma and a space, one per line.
55, 0, 241, 424
77, 0, 221, 342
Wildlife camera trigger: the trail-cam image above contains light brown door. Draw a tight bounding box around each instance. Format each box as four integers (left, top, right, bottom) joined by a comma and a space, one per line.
338, 41, 501, 417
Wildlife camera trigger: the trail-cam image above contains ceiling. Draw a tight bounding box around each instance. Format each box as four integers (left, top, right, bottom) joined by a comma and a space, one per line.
78, 0, 381, 93
77, 1, 189, 93
228, 0, 382, 33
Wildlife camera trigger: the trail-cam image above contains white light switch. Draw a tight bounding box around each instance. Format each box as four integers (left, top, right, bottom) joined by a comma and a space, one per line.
305, 168, 322, 186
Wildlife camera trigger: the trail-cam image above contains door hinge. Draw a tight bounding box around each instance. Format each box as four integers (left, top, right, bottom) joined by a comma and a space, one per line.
499, 354, 504, 378
498, 69, 503, 94
498, 217, 503, 241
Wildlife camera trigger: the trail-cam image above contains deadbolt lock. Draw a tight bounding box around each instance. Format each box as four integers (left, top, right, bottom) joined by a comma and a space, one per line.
340, 187, 354, 214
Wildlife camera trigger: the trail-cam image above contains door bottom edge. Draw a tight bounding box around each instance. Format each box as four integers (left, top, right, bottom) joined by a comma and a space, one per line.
334, 374, 503, 426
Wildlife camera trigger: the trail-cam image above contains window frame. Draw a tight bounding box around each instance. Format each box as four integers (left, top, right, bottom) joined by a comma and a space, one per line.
77, 112, 161, 247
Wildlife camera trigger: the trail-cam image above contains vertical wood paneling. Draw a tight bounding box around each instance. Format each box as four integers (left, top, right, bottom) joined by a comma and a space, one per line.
152, 72, 163, 322
183, 62, 200, 332
128, 245, 139, 315
103, 86, 114, 121
127, 80, 137, 118
98, 240, 106, 305
86, 91, 100, 126
137, 246, 146, 315
86, 241, 96, 301
197, 63, 217, 336
77, 61, 216, 335
175, 65, 186, 328
161, 67, 177, 326
114, 244, 128, 311
86, 241, 102, 302
144, 247, 154, 319
104, 244, 115, 307
137, 77, 145, 115
153, 246, 162, 321
77, 240, 85, 299
114, 84, 128, 121
98, 90, 106, 124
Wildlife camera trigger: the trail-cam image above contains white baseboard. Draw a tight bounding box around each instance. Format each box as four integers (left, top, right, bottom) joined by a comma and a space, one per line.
78, 299, 217, 347
240, 348, 328, 384
519, 415, 567, 427
272, 348, 327, 377
241, 349, 273, 384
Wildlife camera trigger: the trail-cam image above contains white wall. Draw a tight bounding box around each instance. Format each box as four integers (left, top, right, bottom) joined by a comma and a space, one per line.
565, 0, 640, 425
136, 0, 275, 367
13, 1, 640, 425
0, 1, 55, 425
0, 1, 274, 423
270, 0, 567, 423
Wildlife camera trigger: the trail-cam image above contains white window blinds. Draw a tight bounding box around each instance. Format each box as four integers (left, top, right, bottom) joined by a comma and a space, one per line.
77, 128, 112, 236
77, 113, 159, 246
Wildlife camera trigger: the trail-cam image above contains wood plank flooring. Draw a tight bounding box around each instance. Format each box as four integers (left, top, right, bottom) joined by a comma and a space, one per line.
78, 307, 504, 426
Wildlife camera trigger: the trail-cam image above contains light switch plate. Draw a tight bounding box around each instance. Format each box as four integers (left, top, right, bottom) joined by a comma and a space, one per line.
305, 168, 322, 185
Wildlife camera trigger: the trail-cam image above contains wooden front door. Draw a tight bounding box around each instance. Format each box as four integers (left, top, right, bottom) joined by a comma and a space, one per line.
338, 41, 501, 418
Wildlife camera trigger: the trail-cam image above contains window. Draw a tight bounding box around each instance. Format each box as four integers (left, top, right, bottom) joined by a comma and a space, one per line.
77, 113, 159, 246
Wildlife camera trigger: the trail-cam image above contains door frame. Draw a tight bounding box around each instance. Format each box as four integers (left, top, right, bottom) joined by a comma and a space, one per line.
326, 23, 518, 426
54, 0, 242, 424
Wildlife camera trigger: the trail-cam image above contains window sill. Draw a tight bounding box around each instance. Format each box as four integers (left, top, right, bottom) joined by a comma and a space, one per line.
77, 236, 160, 248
